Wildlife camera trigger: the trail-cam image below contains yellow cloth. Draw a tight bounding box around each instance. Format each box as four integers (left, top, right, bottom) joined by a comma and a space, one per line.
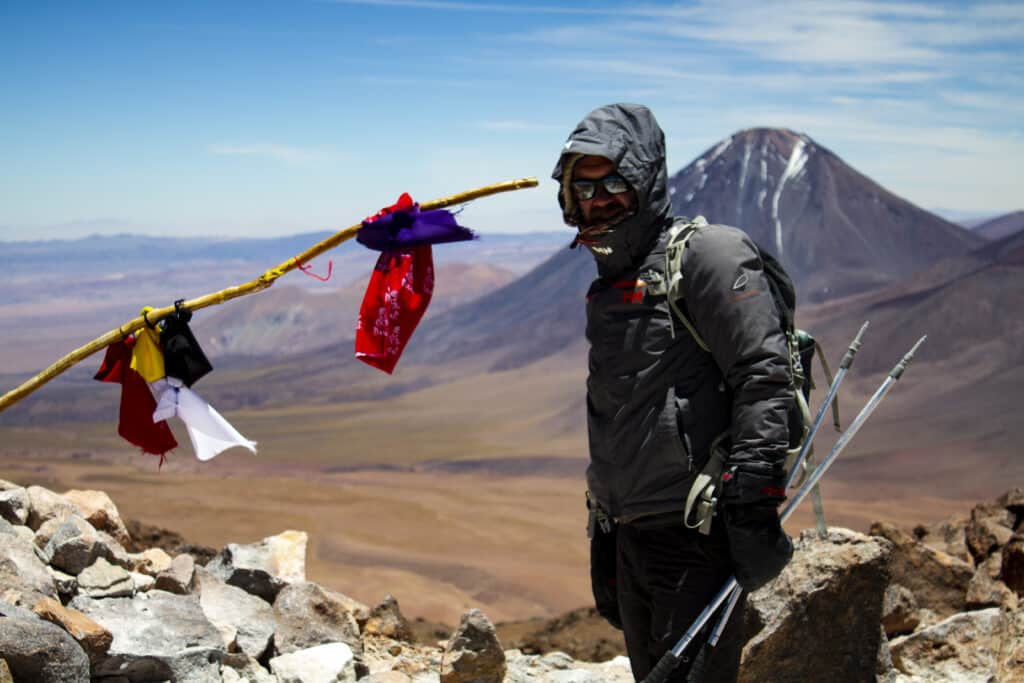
130, 307, 165, 382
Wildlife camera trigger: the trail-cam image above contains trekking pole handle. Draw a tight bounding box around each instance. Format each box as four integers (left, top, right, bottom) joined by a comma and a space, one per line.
642, 650, 685, 683
840, 321, 869, 370
891, 335, 926, 380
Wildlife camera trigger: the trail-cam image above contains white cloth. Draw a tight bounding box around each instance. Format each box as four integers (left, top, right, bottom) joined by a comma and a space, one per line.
151, 377, 257, 461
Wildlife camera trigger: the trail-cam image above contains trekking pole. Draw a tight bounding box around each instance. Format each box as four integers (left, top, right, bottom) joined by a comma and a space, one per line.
684, 320, 870, 682
643, 335, 926, 683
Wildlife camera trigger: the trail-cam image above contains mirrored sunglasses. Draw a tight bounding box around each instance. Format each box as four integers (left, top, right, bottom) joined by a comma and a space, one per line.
571, 173, 631, 201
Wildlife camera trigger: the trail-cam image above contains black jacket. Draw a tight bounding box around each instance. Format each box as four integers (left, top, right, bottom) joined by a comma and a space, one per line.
553, 104, 793, 521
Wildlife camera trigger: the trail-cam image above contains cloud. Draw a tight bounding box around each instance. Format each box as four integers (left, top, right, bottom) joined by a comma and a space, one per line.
208, 143, 332, 165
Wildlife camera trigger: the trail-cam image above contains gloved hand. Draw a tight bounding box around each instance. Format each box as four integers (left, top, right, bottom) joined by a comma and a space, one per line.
720, 461, 793, 592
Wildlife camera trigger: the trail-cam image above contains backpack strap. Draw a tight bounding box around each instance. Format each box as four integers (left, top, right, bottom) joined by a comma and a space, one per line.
663, 216, 711, 351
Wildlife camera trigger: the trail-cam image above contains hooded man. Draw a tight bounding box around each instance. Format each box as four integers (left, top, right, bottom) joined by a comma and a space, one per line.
553, 103, 794, 681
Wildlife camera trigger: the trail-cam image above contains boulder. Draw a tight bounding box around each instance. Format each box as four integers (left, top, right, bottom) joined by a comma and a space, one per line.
363, 594, 414, 642
740, 528, 892, 683
32, 596, 113, 664
39, 514, 110, 575
881, 584, 919, 637
47, 566, 78, 600
25, 486, 75, 531
998, 488, 1024, 521
0, 600, 90, 682
0, 659, 11, 683
0, 480, 18, 491
912, 516, 972, 564
890, 608, 1001, 682
1003, 534, 1024, 595
503, 651, 635, 683
967, 552, 1014, 609
869, 521, 974, 616
965, 502, 1015, 562
130, 547, 174, 576
272, 581, 362, 657
77, 557, 134, 599
0, 520, 57, 606
62, 489, 131, 547
440, 609, 506, 683
154, 553, 196, 594
0, 488, 29, 526
193, 567, 275, 659
997, 598, 1024, 679
220, 653, 276, 683
70, 590, 223, 682
130, 571, 155, 593
206, 530, 307, 602
269, 642, 358, 683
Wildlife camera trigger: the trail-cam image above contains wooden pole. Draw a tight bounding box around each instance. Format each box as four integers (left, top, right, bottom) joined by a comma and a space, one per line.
0, 177, 540, 413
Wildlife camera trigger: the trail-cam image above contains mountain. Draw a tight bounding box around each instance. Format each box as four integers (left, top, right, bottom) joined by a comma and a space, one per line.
668, 128, 985, 302
972, 211, 1024, 241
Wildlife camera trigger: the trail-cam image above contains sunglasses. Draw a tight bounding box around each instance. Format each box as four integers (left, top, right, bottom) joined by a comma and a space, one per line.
571, 173, 631, 201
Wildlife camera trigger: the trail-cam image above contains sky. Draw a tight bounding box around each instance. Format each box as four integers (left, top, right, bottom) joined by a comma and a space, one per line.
1, 0, 1022, 241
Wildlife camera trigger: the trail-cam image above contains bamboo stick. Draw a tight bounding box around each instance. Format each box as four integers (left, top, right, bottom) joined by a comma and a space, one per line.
0, 176, 540, 413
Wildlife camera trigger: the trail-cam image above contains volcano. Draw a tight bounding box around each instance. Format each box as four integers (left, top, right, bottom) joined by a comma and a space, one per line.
669, 128, 985, 302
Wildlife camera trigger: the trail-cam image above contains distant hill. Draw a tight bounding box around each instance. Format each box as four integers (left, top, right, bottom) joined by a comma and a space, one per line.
669, 128, 985, 302
971, 211, 1024, 241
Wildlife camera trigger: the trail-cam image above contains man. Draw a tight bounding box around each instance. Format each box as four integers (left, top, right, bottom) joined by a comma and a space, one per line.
553, 103, 794, 681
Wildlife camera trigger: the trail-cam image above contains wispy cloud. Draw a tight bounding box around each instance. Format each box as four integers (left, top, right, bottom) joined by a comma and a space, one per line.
208, 144, 332, 165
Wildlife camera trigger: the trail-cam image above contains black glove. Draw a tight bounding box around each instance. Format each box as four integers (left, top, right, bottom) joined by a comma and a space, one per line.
587, 496, 621, 629
720, 461, 793, 592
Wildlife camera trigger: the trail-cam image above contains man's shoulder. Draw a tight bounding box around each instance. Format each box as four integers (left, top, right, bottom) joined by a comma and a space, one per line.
679, 219, 757, 264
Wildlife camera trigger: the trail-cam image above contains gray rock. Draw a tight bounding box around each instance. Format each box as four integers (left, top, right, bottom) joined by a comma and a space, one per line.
273, 581, 362, 657
966, 502, 1015, 562
1003, 534, 1024, 594
62, 489, 131, 547
364, 594, 414, 642
503, 650, 634, 683
440, 609, 506, 683
0, 601, 90, 682
269, 642, 358, 683
0, 520, 58, 606
0, 488, 29, 526
130, 571, 155, 592
40, 514, 107, 575
47, 566, 78, 599
154, 553, 196, 594
0, 658, 11, 683
25, 486, 75, 531
205, 530, 307, 602
220, 653, 276, 683
881, 584, 920, 637
913, 516, 972, 564
740, 528, 892, 683
193, 567, 275, 659
78, 557, 134, 599
869, 521, 974, 617
32, 595, 113, 666
967, 552, 1014, 608
890, 608, 1001, 682
0, 480, 18, 491
70, 590, 223, 682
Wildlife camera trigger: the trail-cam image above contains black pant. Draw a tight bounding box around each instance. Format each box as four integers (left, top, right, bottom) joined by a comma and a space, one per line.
616, 519, 744, 683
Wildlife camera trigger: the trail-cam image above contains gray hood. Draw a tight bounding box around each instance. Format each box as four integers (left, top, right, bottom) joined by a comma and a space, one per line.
551, 103, 673, 277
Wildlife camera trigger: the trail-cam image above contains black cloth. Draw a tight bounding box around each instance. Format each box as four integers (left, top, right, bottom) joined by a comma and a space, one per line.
617, 519, 745, 683
160, 311, 212, 387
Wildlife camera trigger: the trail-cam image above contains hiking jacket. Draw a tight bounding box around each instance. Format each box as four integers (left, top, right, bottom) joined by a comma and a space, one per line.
552, 104, 793, 521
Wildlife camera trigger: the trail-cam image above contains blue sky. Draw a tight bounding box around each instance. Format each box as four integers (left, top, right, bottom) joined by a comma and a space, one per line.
2, 0, 1021, 240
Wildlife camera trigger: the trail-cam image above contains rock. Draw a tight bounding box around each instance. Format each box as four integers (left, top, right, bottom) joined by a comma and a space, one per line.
0, 659, 11, 683
25, 486, 76, 531
272, 581, 362, 657
890, 608, 1001, 682
913, 516, 972, 564
206, 530, 307, 602
0, 600, 90, 682
869, 521, 974, 617
269, 642, 358, 683
0, 521, 58, 606
998, 488, 1024, 519
39, 514, 109, 575
154, 553, 196, 594
1003, 534, 1024, 594
0, 488, 29, 526
966, 502, 1015, 562
440, 609, 506, 683
364, 594, 414, 642
997, 597, 1024, 679
881, 584, 919, 637
503, 650, 634, 683
70, 590, 223, 682
0, 480, 18, 491
220, 653, 276, 683
32, 596, 113, 664
47, 566, 78, 600
740, 528, 892, 683
967, 553, 1014, 608
77, 557, 134, 599
130, 547, 174, 576
363, 672, 412, 683
193, 567, 275, 659
62, 489, 132, 547
130, 571, 155, 592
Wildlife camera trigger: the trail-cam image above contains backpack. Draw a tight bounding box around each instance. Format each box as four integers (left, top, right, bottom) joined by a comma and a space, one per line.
658, 217, 837, 535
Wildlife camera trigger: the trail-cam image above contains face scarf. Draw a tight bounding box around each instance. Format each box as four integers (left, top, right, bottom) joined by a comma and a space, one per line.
95, 339, 177, 462
354, 193, 474, 374
151, 377, 256, 461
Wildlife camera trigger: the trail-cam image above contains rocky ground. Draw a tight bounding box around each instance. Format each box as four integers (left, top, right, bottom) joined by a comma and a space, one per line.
0, 479, 1021, 682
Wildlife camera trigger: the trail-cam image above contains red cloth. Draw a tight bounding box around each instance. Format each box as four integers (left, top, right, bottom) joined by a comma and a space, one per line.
95, 340, 177, 460
364, 192, 415, 224
355, 245, 435, 374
